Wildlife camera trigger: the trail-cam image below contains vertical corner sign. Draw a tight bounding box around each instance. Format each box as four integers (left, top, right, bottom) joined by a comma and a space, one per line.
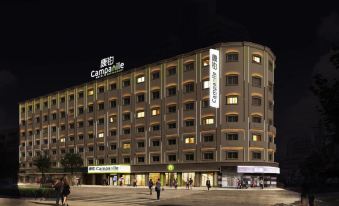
209, 49, 220, 108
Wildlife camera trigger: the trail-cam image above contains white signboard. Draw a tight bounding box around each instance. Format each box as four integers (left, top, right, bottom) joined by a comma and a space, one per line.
209, 49, 220, 108
88, 165, 131, 174
91, 56, 125, 79
237, 166, 280, 174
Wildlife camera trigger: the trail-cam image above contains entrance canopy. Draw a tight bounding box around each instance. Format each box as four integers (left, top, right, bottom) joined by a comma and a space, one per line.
237, 166, 280, 174
88, 165, 131, 174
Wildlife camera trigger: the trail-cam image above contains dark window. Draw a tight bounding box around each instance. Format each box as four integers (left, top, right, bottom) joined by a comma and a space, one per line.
111, 158, 117, 164
43, 115, 48, 122
184, 62, 194, 72
35, 104, 40, 110
137, 127, 145, 133
60, 125, 66, 131
98, 102, 105, 110
79, 147, 84, 153
137, 94, 145, 102
226, 133, 238, 140
137, 156, 145, 163
88, 146, 94, 152
167, 87, 176, 96
226, 52, 239, 62
52, 113, 57, 120
226, 115, 238, 122
88, 159, 94, 165
110, 144, 117, 150
60, 111, 66, 118
43, 139, 48, 144
252, 96, 262, 106
123, 79, 130, 87
167, 67, 176, 76
123, 113, 130, 121
152, 90, 160, 99
78, 91, 84, 98
202, 99, 209, 108
52, 138, 57, 143
252, 115, 262, 123
44, 101, 48, 108
98, 159, 104, 164
78, 107, 84, 114
152, 156, 160, 162
269, 101, 273, 111
168, 105, 176, 113
252, 76, 262, 87
110, 130, 117, 136
52, 99, 57, 105
268, 82, 273, 93
69, 94, 74, 101
184, 82, 194, 93
185, 153, 194, 161
123, 97, 130, 105
203, 152, 214, 160
88, 105, 94, 113
152, 124, 160, 131
152, 140, 160, 147
152, 71, 160, 79
269, 153, 273, 161
168, 122, 176, 129
69, 148, 75, 153
99, 145, 105, 151
203, 135, 214, 142
252, 152, 261, 160
110, 99, 117, 108
137, 141, 145, 148
60, 97, 65, 103
226, 75, 239, 85
185, 102, 194, 110
88, 133, 94, 139
98, 86, 105, 93
124, 157, 130, 163
110, 83, 117, 90
168, 139, 176, 145
185, 119, 194, 127
168, 154, 176, 161
78, 135, 84, 140
269, 61, 274, 72
88, 120, 94, 126
52, 126, 57, 132
123, 128, 130, 135
226, 151, 238, 159
98, 118, 104, 125
78, 121, 84, 128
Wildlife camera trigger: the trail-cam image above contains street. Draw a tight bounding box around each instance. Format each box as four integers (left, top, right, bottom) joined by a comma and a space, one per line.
0, 186, 301, 206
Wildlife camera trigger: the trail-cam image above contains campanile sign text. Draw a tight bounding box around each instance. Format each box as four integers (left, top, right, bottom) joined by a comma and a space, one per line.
209, 49, 220, 108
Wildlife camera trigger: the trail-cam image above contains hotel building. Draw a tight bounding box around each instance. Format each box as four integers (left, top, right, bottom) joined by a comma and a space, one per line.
18, 42, 279, 187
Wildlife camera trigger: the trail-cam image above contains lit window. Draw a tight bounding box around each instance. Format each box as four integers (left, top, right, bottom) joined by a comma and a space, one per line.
151, 108, 160, 116
202, 58, 209, 67
252, 134, 262, 141
123, 143, 131, 149
98, 132, 104, 138
137, 111, 145, 118
252, 55, 261, 64
60, 138, 65, 142
185, 137, 195, 144
88, 89, 94, 96
109, 115, 116, 123
226, 96, 238, 104
204, 117, 214, 125
137, 76, 145, 83
203, 80, 209, 89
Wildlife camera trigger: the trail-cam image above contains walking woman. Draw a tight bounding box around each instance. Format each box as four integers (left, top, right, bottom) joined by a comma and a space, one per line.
62, 177, 71, 206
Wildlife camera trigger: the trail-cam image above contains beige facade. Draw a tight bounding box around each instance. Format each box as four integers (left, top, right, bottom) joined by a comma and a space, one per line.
18, 42, 278, 186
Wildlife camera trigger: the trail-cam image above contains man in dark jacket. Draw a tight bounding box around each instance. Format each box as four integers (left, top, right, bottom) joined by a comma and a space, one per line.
155, 179, 161, 200
206, 179, 211, 190
53, 178, 64, 205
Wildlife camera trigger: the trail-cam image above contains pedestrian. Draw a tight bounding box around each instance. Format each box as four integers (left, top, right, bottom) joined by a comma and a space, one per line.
133, 178, 137, 187
148, 179, 154, 195
186, 179, 189, 190
174, 178, 178, 189
62, 177, 71, 206
260, 178, 264, 189
206, 178, 211, 190
189, 178, 193, 190
53, 178, 64, 206
155, 178, 161, 200
119, 177, 123, 186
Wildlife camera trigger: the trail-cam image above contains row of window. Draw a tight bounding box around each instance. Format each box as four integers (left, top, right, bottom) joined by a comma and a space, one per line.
21, 74, 274, 113
21, 132, 275, 148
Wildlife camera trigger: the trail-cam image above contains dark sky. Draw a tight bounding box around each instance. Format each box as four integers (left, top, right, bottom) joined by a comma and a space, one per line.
1, 0, 339, 160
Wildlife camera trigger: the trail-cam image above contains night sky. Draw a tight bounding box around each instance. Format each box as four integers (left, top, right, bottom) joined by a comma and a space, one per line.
1, 0, 339, 161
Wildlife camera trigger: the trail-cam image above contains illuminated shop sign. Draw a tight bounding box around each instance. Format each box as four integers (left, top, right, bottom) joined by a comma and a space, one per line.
91, 56, 125, 79
167, 164, 175, 171
209, 49, 220, 108
88, 165, 131, 174
237, 166, 280, 174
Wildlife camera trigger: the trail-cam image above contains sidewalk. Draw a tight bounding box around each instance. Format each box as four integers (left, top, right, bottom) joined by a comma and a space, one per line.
72, 184, 285, 191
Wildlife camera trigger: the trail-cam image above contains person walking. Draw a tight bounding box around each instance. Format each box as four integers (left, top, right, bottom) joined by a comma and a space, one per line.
148, 179, 154, 195
155, 178, 161, 200
174, 178, 178, 189
206, 178, 211, 191
189, 178, 193, 190
62, 177, 71, 206
185, 179, 189, 190
53, 178, 64, 206
260, 178, 264, 189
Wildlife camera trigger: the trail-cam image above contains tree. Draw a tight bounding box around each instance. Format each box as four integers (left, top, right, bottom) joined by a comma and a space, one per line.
60, 153, 83, 175
33, 155, 51, 187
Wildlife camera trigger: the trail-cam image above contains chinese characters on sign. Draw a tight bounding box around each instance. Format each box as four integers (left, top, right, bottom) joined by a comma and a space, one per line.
209, 49, 220, 108
91, 56, 125, 79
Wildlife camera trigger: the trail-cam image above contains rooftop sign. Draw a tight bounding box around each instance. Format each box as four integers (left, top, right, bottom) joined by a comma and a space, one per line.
91, 56, 125, 79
